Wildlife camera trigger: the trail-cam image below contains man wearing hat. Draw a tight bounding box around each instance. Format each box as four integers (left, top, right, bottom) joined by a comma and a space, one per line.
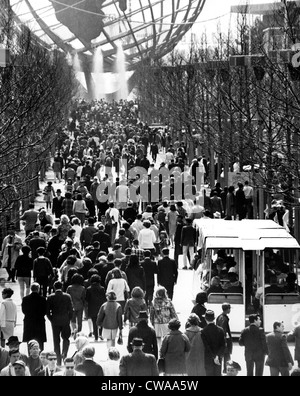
52, 189, 65, 219
225, 360, 242, 376
201, 310, 226, 377
5, 336, 29, 366
127, 311, 158, 359
0, 349, 30, 376
119, 338, 159, 377
12, 360, 27, 376
157, 248, 178, 300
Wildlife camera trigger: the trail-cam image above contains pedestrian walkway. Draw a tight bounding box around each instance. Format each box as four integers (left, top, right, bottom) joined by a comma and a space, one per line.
1, 163, 297, 376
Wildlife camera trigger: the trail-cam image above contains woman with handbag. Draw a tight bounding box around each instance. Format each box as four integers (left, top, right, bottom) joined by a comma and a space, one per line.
159, 319, 191, 376
149, 286, 178, 349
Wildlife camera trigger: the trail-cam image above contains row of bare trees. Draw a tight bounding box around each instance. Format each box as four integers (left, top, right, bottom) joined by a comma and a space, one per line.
133, 2, 300, 230
0, 3, 77, 240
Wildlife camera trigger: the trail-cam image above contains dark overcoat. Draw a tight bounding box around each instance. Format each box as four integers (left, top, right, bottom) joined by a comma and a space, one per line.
21, 292, 47, 343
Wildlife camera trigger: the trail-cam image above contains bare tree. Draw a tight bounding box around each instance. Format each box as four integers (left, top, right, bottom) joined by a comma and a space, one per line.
0, 5, 77, 240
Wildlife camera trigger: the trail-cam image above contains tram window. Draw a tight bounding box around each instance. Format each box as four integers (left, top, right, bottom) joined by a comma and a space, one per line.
206, 276, 223, 296
223, 272, 243, 294
264, 275, 283, 295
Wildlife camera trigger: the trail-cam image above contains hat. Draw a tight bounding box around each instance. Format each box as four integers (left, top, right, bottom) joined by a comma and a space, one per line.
12, 360, 26, 368
205, 310, 215, 322
6, 336, 21, 346
131, 338, 144, 347
137, 311, 149, 320
227, 361, 242, 371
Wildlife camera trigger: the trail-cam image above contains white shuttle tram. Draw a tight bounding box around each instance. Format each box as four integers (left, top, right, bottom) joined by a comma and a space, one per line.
193, 219, 300, 334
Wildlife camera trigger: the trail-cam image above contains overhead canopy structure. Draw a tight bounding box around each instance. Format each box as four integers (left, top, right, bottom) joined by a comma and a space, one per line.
9, 0, 206, 72
194, 219, 300, 251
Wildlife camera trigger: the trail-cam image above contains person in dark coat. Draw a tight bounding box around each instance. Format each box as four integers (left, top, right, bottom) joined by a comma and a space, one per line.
21, 283, 47, 352
0, 346, 9, 372
85, 194, 96, 219
127, 311, 158, 359
180, 218, 197, 270
140, 250, 157, 306
91, 224, 111, 254
191, 292, 207, 329
174, 215, 184, 268
76, 346, 104, 376
46, 281, 74, 366
52, 190, 64, 219
201, 310, 226, 377
47, 233, 64, 268
266, 321, 294, 376
86, 242, 101, 265
123, 202, 138, 222
29, 231, 47, 261
235, 183, 247, 220
119, 337, 159, 377
157, 248, 178, 300
239, 314, 268, 376
287, 323, 300, 368
35, 351, 62, 376
79, 218, 98, 250
33, 247, 54, 298
125, 255, 146, 293
216, 303, 233, 374
86, 275, 106, 342
160, 318, 191, 376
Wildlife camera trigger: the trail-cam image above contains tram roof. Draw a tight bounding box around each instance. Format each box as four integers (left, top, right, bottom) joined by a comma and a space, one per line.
194, 219, 300, 251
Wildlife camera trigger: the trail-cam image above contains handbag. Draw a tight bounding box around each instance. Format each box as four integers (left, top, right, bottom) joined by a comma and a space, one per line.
117, 332, 123, 345
157, 357, 165, 374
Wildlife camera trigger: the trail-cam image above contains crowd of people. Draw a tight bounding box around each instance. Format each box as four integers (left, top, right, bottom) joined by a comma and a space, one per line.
0, 98, 299, 376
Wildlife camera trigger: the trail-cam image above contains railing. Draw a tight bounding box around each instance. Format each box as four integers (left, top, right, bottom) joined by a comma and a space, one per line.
208, 293, 243, 304
265, 293, 300, 304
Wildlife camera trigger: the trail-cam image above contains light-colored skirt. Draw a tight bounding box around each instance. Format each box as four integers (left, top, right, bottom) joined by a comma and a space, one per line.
154, 323, 169, 339
102, 328, 118, 341
1, 322, 15, 340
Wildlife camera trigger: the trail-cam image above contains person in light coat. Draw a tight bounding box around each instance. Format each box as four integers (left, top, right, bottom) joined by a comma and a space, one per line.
0, 226, 23, 282
0, 288, 17, 347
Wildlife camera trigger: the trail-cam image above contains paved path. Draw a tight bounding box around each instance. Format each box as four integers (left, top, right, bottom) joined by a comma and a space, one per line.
0, 150, 298, 376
